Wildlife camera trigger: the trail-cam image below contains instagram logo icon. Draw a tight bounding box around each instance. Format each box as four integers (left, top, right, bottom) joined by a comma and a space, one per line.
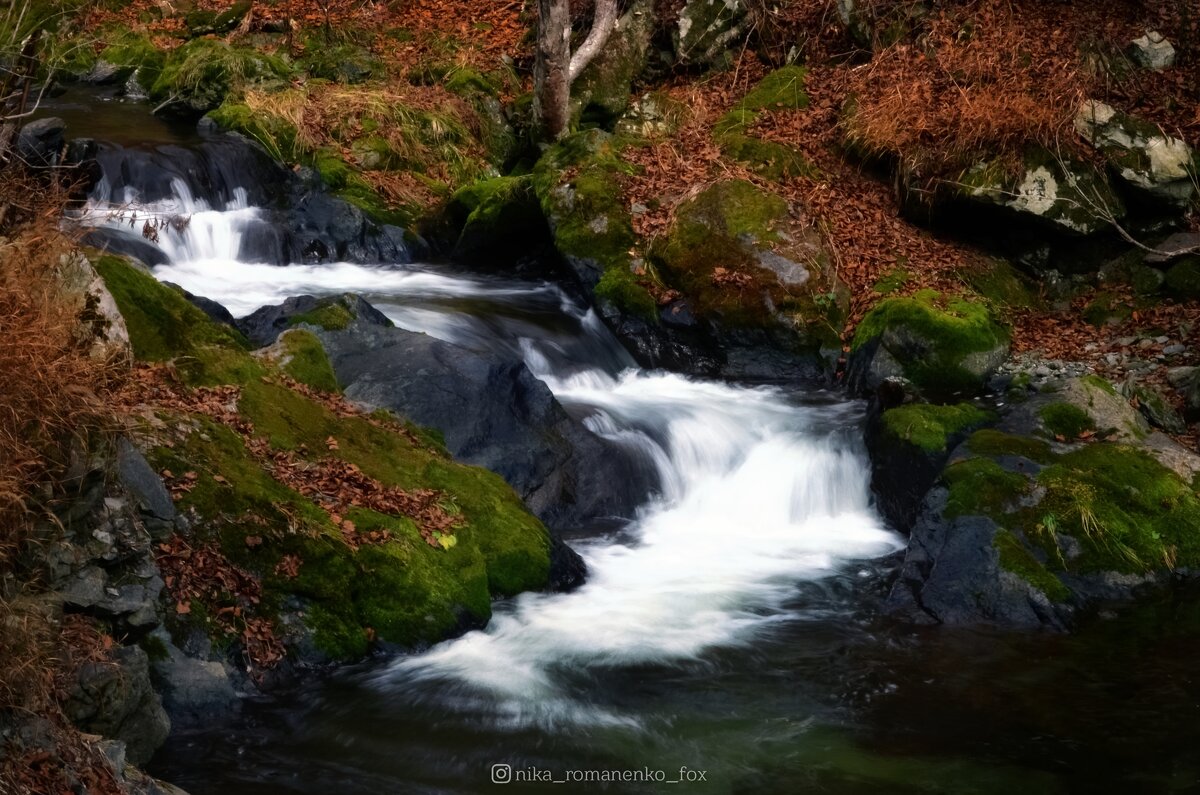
491, 763, 512, 784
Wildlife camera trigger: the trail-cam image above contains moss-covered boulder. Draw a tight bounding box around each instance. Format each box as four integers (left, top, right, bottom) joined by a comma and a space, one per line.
712, 67, 813, 182
530, 129, 654, 315
1075, 100, 1196, 209
951, 149, 1126, 236
443, 175, 551, 267
848, 289, 1010, 401
95, 255, 555, 663
1164, 256, 1200, 300
185, 0, 251, 37
885, 375, 1200, 630
868, 401, 993, 528
652, 179, 845, 356
151, 38, 292, 116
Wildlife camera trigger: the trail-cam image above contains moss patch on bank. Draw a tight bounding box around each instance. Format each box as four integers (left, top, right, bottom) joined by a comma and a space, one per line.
712, 66, 813, 181
97, 254, 551, 661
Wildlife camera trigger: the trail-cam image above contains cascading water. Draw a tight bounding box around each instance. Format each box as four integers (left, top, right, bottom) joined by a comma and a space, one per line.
49, 101, 1200, 795
80, 141, 904, 730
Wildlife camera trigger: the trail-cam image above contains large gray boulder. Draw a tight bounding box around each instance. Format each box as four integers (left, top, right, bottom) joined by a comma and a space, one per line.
239, 295, 656, 530
64, 646, 170, 765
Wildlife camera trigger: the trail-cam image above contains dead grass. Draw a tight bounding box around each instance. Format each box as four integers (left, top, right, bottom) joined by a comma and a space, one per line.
845, 0, 1086, 182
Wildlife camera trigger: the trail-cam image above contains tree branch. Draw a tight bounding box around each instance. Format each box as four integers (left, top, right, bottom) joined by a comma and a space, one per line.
568, 0, 619, 82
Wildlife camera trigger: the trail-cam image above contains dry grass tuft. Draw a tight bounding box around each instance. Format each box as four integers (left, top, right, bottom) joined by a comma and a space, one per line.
845, 1, 1086, 182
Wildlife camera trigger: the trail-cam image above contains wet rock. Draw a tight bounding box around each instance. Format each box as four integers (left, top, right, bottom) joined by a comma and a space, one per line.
548, 537, 588, 592
240, 294, 657, 530
148, 629, 239, 728
17, 116, 66, 168
64, 646, 170, 765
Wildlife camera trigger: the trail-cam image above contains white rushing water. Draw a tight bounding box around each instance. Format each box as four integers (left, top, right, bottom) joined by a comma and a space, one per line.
85, 174, 905, 726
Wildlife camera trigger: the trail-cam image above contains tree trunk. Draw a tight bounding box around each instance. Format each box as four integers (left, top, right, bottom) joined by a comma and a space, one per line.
534, 0, 571, 140
534, 0, 620, 141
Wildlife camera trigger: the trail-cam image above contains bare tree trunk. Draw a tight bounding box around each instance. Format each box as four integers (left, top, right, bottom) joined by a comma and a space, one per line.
534, 0, 620, 141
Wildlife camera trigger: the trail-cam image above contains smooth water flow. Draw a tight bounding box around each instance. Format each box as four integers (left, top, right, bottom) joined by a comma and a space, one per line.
83, 147, 903, 727
71, 133, 1200, 795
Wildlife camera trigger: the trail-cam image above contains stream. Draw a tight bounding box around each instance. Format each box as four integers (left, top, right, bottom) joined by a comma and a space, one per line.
51, 93, 1200, 794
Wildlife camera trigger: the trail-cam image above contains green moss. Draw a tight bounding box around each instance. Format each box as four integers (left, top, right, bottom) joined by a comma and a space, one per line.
151, 38, 292, 114
1035, 443, 1200, 574
185, 0, 250, 36
718, 134, 814, 182
873, 267, 911, 294
1038, 403, 1095, 439
209, 101, 300, 162
881, 402, 991, 453
738, 66, 809, 111
277, 330, 339, 392
960, 259, 1036, 311
966, 429, 1053, 463
943, 458, 1030, 520
92, 254, 257, 385
1164, 258, 1200, 299
851, 289, 1008, 395
138, 633, 170, 663
594, 266, 657, 322
531, 131, 637, 273
288, 301, 355, 332
1082, 291, 1132, 327
444, 67, 500, 97
98, 31, 164, 86
994, 531, 1070, 601
1079, 374, 1118, 396
301, 42, 378, 84
105, 253, 552, 660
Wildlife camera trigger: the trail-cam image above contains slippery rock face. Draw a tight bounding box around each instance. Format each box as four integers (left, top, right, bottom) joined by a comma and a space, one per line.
885, 375, 1200, 630
1075, 100, 1197, 208
242, 294, 656, 531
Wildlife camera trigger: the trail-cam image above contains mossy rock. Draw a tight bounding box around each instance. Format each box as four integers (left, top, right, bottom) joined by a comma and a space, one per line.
1038, 402, 1096, 439
881, 402, 992, 453
301, 41, 378, 84
653, 179, 842, 343
91, 254, 257, 385
445, 175, 550, 265
1164, 257, 1200, 299
98, 255, 553, 661
98, 31, 165, 87
151, 38, 292, 115
959, 259, 1038, 311
673, 0, 748, 67
849, 289, 1009, 400
185, 0, 251, 37
953, 149, 1125, 236
530, 130, 658, 319
571, 0, 654, 125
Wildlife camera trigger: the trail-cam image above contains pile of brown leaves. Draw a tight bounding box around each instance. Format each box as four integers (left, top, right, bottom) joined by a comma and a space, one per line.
156, 536, 286, 670
259, 447, 462, 548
